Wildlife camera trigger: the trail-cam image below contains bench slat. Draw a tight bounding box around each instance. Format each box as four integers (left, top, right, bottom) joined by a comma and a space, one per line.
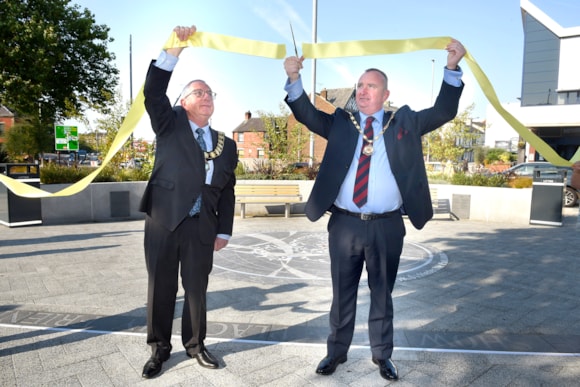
236, 186, 300, 195
236, 197, 302, 203
235, 184, 302, 219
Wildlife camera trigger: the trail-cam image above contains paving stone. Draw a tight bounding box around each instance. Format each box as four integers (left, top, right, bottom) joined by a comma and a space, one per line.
0, 208, 579, 385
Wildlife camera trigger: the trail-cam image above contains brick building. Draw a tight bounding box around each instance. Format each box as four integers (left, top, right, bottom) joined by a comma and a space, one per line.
233, 89, 398, 169
288, 87, 356, 164
0, 105, 15, 144
232, 111, 268, 170
232, 89, 358, 166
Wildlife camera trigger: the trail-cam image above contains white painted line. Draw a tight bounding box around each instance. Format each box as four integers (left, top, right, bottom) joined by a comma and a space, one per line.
2, 323, 579, 358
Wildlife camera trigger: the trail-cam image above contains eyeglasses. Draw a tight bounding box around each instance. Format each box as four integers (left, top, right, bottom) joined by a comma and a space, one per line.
184, 89, 217, 100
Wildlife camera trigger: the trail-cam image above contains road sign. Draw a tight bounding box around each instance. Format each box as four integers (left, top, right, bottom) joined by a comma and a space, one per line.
54, 125, 79, 151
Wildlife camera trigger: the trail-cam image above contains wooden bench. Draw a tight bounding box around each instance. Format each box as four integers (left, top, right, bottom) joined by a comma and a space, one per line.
430, 188, 458, 220
235, 184, 302, 218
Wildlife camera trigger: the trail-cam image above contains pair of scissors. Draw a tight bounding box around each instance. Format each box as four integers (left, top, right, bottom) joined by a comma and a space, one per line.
289, 22, 299, 57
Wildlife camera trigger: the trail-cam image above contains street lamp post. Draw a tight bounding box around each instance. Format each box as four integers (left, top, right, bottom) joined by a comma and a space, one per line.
426, 59, 435, 162
129, 34, 135, 161
308, 0, 318, 168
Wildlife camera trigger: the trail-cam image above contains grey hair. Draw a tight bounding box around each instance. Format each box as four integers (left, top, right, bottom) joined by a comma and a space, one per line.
179, 79, 208, 99
173, 79, 208, 106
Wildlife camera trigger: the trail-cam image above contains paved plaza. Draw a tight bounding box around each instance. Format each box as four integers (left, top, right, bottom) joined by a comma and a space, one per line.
1, 208, 579, 386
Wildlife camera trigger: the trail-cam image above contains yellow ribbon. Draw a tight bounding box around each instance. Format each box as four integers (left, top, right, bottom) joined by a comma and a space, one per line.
2, 34, 577, 198
163, 31, 286, 59
0, 87, 146, 198
303, 36, 451, 57
303, 37, 579, 167
1, 32, 285, 198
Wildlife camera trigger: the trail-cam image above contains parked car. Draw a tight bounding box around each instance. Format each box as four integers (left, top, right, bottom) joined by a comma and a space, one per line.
425, 161, 444, 173
502, 162, 578, 207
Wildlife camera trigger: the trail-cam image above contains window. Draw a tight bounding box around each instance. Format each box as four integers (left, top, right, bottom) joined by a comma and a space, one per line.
238, 149, 245, 158
0, 122, 4, 136
238, 133, 244, 143
257, 149, 265, 159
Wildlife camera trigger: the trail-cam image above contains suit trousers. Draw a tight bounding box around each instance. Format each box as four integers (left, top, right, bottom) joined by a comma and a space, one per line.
144, 215, 214, 356
326, 211, 405, 360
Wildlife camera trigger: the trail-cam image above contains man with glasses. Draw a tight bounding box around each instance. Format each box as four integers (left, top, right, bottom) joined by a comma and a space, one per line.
139, 25, 238, 379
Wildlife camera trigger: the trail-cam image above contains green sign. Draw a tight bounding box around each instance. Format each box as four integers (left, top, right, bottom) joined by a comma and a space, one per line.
54, 125, 79, 151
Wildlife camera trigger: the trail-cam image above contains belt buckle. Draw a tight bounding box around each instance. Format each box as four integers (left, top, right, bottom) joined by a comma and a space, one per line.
360, 213, 373, 221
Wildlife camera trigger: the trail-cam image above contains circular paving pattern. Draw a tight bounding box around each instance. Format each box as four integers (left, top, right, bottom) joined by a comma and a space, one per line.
214, 231, 447, 285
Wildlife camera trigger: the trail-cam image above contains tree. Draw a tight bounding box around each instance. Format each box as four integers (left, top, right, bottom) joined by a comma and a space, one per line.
92, 92, 131, 169
0, 0, 119, 159
257, 104, 308, 164
423, 104, 480, 163
2, 116, 54, 162
78, 132, 99, 154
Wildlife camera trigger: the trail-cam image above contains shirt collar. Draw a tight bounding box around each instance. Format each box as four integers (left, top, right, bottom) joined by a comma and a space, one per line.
189, 122, 209, 134
360, 110, 385, 124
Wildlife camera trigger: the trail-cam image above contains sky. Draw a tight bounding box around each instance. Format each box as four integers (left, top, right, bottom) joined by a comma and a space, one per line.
68, 0, 580, 141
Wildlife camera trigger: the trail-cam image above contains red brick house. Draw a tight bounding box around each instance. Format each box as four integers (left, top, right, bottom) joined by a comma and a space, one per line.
233, 89, 397, 168
0, 105, 15, 144
232, 111, 268, 169
233, 89, 358, 167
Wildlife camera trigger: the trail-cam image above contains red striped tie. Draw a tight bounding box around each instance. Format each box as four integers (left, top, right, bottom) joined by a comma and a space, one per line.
353, 116, 374, 207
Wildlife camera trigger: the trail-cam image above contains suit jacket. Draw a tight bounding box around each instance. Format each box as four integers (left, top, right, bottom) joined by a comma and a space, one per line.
286, 80, 463, 230
140, 62, 238, 242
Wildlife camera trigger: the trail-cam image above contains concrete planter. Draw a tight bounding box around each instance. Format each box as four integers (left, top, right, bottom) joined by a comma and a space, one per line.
39, 180, 535, 225
41, 181, 147, 225
430, 183, 532, 224
231, 181, 534, 224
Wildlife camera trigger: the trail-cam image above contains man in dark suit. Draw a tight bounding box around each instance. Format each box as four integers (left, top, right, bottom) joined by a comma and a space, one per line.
283, 39, 466, 381
139, 25, 238, 379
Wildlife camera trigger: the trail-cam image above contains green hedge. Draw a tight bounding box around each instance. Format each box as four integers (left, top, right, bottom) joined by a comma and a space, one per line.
40, 164, 150, 184
39, 163, 511, 189
450, 172, 507, 187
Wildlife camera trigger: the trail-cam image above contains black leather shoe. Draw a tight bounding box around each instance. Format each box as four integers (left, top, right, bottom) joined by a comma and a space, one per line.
316, 355, 347, 375
187, 347, 219, 369
142, 353, 170, 379
373, 358, 398, 380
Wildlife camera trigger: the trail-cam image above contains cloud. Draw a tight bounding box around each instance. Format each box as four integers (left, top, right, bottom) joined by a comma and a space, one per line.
250, 0, 309, 44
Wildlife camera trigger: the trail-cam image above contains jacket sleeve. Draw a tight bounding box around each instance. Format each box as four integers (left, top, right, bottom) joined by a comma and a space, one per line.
143, 61, 176, 137
415, 80, 464, 136
285, 92, 335, 139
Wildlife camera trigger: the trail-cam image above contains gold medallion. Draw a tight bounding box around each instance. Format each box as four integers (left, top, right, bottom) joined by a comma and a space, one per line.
204, 131, 226, 160
348, 112, 397, 156
363, 144, 374, 156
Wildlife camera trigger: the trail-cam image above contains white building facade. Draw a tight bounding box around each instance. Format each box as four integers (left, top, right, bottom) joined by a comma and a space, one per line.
485, 0, 580, 162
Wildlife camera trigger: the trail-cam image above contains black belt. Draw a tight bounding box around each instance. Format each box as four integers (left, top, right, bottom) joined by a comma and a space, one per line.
330, 205, 399, 220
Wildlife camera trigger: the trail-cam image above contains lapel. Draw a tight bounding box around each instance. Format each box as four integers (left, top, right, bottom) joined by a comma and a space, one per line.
355, 112, 362, 128
175, 107, 206, 176
380, 110, 396, 145
209, 128, 218, 154
382, 110, 393, 131
355, 110, 393, 136
175, 107, 197, 150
